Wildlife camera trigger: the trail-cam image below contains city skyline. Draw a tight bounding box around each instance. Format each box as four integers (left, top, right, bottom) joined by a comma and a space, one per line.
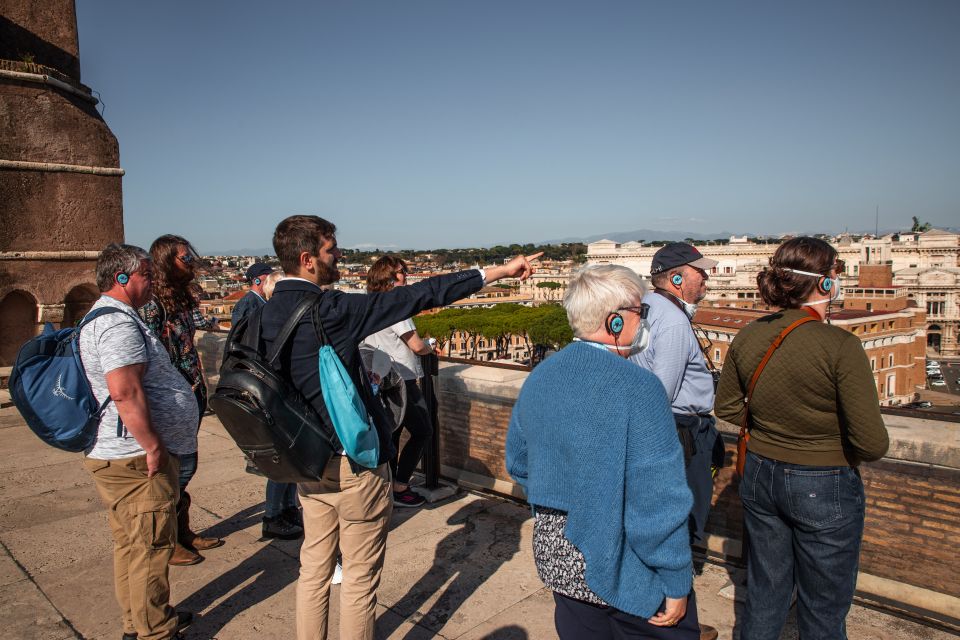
75, 1, 960, 254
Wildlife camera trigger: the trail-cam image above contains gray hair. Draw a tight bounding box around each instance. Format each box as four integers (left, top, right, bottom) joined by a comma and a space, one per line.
563, 265, 646, 338
95, 243, 150, 292
262, 270, 285, 300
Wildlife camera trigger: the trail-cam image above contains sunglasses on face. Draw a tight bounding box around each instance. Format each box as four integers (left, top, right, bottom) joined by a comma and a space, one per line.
177, 254, 194, 265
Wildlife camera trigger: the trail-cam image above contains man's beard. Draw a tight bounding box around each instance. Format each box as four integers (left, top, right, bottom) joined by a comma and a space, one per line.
316, 260, 340, 286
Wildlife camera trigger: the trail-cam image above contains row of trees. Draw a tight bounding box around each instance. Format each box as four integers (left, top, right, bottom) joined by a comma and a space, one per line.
341, 243, 588, 266
413, 304, 573, 365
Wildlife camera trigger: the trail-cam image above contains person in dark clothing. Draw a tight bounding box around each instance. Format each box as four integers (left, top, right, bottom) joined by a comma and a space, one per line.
260, 215, 539, 640
230, 262, 273, 328
231, 262, 304, 541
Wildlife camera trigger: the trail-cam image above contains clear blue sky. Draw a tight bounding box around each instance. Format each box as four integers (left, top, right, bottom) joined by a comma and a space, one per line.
75, 1, 960, 254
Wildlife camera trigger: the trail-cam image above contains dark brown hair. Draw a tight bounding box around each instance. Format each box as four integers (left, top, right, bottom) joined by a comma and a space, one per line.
366, 255, 408, 292
273, 215, 337, 274
757, 237, 837, 309
149, 234, 200, 313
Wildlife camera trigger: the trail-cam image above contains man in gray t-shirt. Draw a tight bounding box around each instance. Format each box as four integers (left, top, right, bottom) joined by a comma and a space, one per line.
78, 244, 195, 640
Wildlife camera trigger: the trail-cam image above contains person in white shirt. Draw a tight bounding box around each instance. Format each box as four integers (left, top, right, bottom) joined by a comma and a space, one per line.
362, 255, 436, 508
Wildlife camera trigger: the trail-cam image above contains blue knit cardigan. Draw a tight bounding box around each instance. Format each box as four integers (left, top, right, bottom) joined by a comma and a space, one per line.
506, 341, 693, 618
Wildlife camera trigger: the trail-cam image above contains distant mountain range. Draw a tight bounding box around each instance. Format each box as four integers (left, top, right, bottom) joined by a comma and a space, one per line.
539, 229, 741, 245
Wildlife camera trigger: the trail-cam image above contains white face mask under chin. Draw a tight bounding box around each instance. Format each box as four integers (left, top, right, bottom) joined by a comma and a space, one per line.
610, 320, 650, 356
680, 299, 698, 319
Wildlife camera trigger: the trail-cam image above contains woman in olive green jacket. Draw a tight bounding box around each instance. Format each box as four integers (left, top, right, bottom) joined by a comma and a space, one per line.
715, 237, 888, 640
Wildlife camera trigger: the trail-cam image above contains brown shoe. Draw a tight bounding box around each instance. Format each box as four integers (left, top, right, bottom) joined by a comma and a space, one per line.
177, 492, 224, 552
168, 542, 203, 566
699, 623, 719, 640
186, 532, 224, 551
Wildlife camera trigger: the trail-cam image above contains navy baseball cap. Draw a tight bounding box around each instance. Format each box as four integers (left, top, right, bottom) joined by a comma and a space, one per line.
246, 263, 273, 282
650, 243, 718, 275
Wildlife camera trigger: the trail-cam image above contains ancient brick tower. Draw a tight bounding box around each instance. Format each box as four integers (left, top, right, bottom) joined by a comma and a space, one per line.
0, 0, 124, 364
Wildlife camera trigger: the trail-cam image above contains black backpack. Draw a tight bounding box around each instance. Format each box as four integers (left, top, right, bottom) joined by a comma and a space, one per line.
209, 296, 337, 482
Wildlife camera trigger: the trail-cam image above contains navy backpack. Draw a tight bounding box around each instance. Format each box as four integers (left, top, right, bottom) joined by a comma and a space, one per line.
9, 307, 138, 452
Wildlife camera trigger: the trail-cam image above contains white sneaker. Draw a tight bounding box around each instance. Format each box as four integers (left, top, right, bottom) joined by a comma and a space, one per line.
331, 562, 343, 585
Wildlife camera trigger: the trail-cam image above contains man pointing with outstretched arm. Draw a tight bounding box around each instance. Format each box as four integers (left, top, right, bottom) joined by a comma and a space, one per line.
260, 214, 540, 640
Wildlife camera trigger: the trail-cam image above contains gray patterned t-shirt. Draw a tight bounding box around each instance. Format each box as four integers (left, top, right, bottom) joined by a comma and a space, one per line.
79, 296, 198, 459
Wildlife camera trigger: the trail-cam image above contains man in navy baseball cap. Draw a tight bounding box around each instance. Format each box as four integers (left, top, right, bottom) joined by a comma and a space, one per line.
245, 262, 274, 284
636, 241, 722, 640
650, 242, 718, 276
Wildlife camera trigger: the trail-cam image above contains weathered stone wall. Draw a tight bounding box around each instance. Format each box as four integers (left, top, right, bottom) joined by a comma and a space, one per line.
0, 0, 124, 363
0, 0, 80, 80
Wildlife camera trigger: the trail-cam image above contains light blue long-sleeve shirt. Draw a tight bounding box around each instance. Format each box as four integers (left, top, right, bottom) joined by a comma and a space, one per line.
630, 290, 715, 415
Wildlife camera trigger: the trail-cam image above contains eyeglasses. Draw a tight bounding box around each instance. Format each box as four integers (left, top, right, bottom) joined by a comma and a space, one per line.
617, 303, 650, 320
177, 254, 194, 265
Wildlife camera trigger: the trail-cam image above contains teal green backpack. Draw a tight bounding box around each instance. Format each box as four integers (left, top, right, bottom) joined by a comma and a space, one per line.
316, 325, 380, 469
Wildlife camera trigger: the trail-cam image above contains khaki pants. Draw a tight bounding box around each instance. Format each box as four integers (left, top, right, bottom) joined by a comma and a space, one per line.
296, 457, 392, 640
84, 454, 180, 640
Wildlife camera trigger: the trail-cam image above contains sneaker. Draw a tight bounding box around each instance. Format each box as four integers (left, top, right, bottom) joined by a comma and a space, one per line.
121, 610, 193, 639
392, 488, 426, 508
281, 506, 303, 528
262, 515, 303, 540
331, 561, 343, 585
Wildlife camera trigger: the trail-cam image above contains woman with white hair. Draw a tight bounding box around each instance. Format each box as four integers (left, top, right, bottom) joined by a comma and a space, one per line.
506, 264, 699, 639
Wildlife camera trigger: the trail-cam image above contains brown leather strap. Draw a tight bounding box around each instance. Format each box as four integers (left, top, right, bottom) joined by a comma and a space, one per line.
741, 316, 817, 430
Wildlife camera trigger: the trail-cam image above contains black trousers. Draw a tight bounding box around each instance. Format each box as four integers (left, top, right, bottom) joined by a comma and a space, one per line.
553, 591, 700, 640
390, 379, 433, 485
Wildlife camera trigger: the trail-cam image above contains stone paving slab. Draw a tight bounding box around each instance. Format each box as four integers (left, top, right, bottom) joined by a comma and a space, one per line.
0, 578, 76, 640
1, 406, 956, 640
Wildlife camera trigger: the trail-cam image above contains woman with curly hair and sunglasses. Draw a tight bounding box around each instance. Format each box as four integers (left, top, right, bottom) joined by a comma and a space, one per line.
140, 234, 224, 565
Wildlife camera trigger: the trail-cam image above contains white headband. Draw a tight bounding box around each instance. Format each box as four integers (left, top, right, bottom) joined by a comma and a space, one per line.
781, 267, 827, 278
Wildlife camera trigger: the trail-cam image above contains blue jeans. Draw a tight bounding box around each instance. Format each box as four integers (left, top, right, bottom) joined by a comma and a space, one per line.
176, 451, 198, 492
739, 451, 865, 640
265, 481, 299, 518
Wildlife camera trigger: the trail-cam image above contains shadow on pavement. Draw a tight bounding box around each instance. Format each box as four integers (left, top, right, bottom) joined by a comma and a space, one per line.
380, 501, 522, 640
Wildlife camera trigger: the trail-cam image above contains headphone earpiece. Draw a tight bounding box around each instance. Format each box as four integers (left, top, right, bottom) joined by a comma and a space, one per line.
254, 277, 262, 286
819, 277, 831, 294
116, 273, 129, 286
606, 312, 624, 335
671, 273, 683, 286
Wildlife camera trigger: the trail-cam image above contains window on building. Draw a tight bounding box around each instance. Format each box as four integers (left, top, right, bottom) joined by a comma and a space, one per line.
870, 358, 876, 371
888, 355, 894, 367
886, 374, 895, 398
927, 301, 945, 315
714, 348, 721, 362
